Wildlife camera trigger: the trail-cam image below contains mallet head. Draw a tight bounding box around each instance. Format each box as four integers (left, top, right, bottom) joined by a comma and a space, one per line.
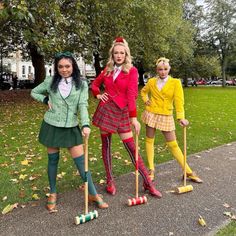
128, 196, 147, 206
75, 210, 98, 225
176, 185, 193, 194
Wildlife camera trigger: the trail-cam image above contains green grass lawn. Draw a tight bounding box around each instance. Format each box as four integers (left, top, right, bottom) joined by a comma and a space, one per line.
216, 221, 236, 236
0, 87, 236, 234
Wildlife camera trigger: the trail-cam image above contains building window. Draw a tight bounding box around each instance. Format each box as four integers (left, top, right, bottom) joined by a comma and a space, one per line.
28, 66, 31, 74
22, 65, 25, 75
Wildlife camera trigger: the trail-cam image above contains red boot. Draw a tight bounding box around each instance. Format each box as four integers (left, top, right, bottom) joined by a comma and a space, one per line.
101, 134, 116, 195
122, 137, 162, 198
106, 181, 116, 195
143, 182, 162, 198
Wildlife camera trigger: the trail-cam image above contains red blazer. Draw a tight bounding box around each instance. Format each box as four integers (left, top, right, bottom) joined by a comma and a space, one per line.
91, 66, 139, 117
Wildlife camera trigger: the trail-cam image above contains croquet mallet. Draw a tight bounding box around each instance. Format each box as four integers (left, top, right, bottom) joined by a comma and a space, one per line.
75, 137, 98, 225
127, 132, 147, 206
175, 127, 193, 194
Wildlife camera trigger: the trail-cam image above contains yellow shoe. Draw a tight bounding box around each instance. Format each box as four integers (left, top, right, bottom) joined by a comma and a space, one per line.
149, 169, 155, 181
46, 193, 58, 213
88, 194, 109, 209
186, 172, 203, 183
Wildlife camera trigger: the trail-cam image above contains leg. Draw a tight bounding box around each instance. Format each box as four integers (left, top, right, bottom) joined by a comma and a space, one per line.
46, 147, 60, 213
162, 131, 202, 183
119, 132, 162, 198
47, 147, 60, 193
145, 125, 156, 180
68, 145, 108, 209
100, 130, 116, 195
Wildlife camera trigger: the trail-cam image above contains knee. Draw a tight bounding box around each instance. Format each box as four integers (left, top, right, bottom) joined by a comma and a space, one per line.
166, 140, 178, 149
146, 137, 155, 144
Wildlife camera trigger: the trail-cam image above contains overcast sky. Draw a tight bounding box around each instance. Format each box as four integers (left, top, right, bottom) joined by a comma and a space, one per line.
196, 0, 205, 6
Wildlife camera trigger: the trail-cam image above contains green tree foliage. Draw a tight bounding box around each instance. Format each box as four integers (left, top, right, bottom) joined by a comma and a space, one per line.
119, 0, 195, 83
0, 0, 87, 85
192, 55, 221, 78
0, 0, 196, 85
203, 0, 236, 86
79, 0, 133, 75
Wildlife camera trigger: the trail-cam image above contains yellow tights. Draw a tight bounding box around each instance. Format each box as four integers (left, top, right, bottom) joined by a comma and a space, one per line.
145, 137, 155, 170
166, 140, 192, 174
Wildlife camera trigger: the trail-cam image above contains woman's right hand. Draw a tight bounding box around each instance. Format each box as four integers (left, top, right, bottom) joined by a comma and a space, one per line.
131, 117, 141, 135
82, 127, 91, 138
97, 93, 109, 102
179, 119, 189, 127
145, 100, 151, 106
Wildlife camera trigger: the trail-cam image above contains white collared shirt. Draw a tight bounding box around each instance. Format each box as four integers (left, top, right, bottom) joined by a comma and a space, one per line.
157, 76, 168, 90
58, 77, 72, 98
113, 66, 122, 81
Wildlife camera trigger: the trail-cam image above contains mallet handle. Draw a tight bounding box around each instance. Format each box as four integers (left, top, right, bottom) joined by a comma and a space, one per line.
183, 127, 187, 187
84, 137, 89, 214
135, 132, 139, 198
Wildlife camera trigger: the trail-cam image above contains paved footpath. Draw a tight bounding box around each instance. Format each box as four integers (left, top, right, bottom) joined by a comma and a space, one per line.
0, 142, 236, 236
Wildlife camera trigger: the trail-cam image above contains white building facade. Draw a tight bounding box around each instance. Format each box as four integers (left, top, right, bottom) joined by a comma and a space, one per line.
2, 51, 96, 80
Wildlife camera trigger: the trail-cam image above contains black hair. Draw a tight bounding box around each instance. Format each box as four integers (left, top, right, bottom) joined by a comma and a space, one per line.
50, 54, 82, 92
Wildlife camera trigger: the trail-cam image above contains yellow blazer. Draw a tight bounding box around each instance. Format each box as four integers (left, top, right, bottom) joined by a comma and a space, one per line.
141, 76, 185, 119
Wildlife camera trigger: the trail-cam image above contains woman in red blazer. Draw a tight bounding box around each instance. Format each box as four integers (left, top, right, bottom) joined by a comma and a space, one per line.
91, 37, 161, 198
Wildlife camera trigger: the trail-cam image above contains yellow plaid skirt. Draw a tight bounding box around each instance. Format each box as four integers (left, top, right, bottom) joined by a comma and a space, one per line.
141, 110, 175, 131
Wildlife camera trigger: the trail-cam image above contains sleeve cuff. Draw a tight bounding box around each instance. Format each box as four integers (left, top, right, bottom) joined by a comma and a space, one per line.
176, 112, 185, 120
82, 125, 90, 129
129, 110, 137, 117
92, 91, 100, 98
43, 96, 49, 105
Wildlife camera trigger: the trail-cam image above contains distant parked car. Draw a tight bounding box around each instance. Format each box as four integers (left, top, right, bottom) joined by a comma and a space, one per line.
18, 79, 35, 89
196, 79, 206, 85
0, 80, 12, 90
183, 78, 197, 86
226, 79, 236, 86
211, 79, 222, 85
143, 72, 153, 85
0, 73, 13, 90
206, 80, 213, 85
187, 79, 196, 86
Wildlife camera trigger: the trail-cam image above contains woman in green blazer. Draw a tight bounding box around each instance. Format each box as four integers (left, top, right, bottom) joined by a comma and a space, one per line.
31, 52, 108, 213
141, 57, 203, 183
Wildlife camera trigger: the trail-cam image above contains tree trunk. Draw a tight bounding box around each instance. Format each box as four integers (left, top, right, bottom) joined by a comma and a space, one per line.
221, 56, 227, 87
93, 51, 102, 77
28, 43, 46, 86
135, 61, 145, 86
183, 77, 188, 87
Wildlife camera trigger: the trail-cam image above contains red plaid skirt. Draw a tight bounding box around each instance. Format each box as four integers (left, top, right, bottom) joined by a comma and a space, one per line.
92, 100, 132, 133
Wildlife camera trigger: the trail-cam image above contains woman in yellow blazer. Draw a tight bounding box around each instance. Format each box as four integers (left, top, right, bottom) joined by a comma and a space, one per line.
141, 57, 202, 183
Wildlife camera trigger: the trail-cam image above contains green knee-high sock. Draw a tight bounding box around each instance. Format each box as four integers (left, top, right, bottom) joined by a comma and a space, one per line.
48, 152, 59, 193
73, 155, 97, 196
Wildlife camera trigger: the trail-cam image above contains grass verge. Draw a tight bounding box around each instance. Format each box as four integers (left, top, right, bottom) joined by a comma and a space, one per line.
0, 87, 236, 235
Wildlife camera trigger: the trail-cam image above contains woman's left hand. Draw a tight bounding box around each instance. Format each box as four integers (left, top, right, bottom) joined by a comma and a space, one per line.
131, 117, 141, 135
178, 119, 189, 127
82, 127, 91, 138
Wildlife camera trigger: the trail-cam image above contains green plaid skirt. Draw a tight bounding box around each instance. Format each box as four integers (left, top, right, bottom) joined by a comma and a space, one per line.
39, 120, 83, 148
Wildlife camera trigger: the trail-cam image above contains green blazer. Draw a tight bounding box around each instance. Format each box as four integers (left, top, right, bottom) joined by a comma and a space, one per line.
31, 77, 90, 128
141, 76, 185, 120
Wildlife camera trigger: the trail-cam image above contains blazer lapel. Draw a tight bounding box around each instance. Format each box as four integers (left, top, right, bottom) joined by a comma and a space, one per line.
152, 78, 165, 100
161, 77, 172, 94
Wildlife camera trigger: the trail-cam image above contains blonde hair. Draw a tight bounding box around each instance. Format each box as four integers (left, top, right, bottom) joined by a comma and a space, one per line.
156, 57, 170, 68
105, 38, 133, 75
